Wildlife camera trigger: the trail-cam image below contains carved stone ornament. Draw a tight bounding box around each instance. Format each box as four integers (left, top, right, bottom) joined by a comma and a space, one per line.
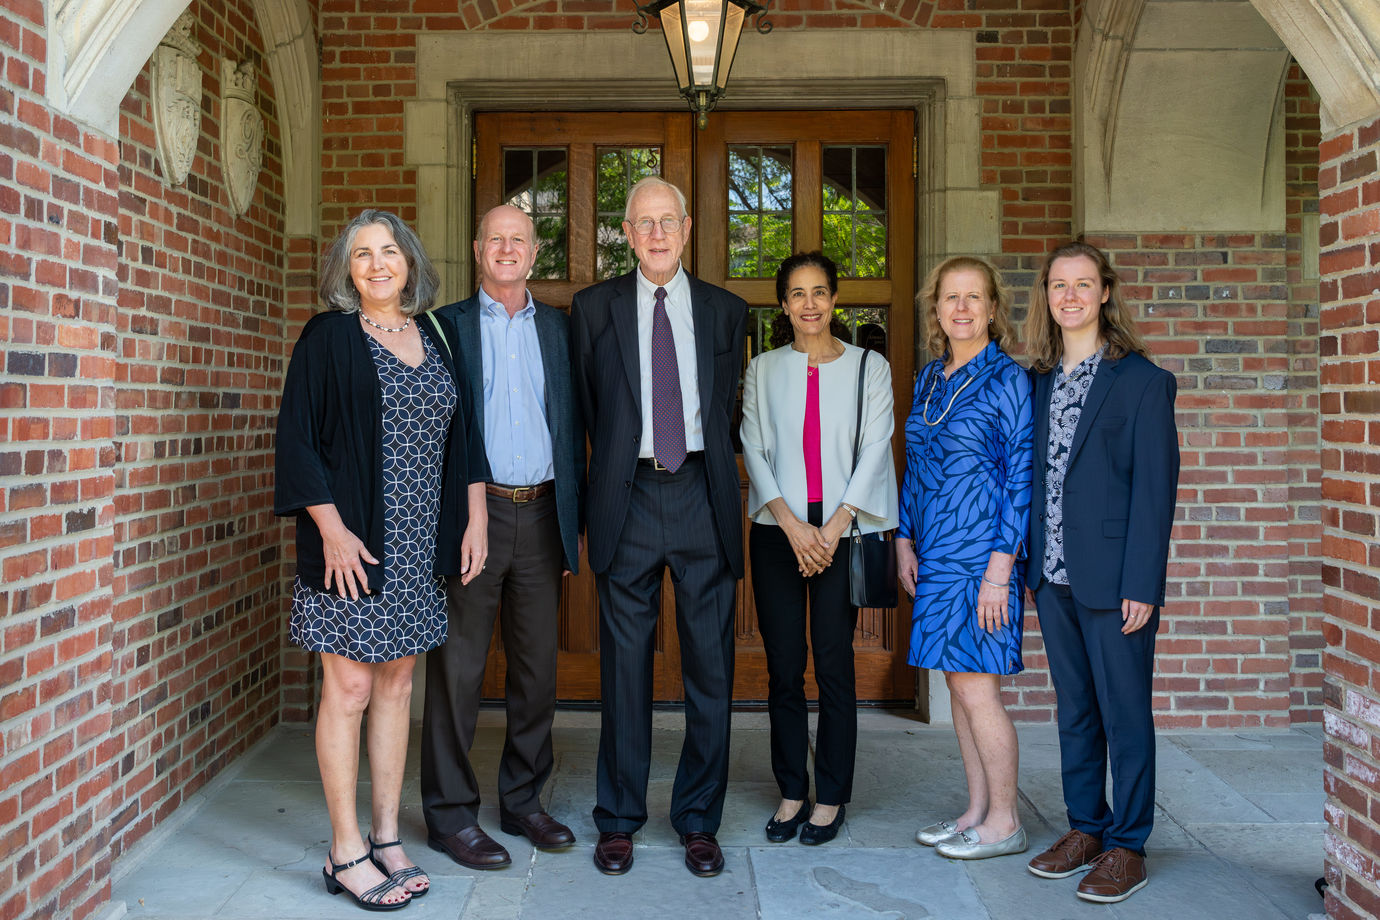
220, 59, 263, 217
150, 12, 202, 187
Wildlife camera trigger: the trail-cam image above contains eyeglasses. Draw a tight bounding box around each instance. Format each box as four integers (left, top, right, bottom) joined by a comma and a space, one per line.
628, 217, 686, 236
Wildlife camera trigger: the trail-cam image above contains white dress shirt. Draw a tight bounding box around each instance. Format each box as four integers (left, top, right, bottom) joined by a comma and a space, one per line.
635, 263, 704, 457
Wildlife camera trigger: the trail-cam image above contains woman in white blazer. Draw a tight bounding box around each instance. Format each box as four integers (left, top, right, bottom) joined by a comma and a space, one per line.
740, 251, 898, 846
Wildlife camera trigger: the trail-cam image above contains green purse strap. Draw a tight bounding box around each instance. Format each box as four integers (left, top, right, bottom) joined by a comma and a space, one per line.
423, 310, 452, 360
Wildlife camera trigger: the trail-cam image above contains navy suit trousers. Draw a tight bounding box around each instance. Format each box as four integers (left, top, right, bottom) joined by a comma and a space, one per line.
592, 455, 736, 835
1035, 583, 1158, 853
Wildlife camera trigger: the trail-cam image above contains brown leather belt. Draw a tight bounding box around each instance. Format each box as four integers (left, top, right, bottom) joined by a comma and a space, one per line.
486, 481, 554, 503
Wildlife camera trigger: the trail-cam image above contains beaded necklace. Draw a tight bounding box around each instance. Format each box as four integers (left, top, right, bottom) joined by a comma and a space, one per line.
359, 312, 411, 334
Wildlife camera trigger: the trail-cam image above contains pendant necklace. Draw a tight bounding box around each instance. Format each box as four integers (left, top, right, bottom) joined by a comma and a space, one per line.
360, 312, 411, 334
921, 366, 979, 426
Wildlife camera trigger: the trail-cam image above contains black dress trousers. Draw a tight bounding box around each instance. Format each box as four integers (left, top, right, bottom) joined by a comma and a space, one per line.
749, 513, 858, 806
591, 455, 737, 836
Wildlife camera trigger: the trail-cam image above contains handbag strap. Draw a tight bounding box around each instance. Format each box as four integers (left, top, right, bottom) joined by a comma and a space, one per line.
849, 348, 869, 541
423, 310, 452, 360
851, 347, 869, 468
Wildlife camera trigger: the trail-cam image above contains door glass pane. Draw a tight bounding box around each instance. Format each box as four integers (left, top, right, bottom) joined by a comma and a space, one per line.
822, 146, 887, 279
503, 148, 568, 279
597, 147, 662, 279
747, 305, 888, 360
727, 146, 792, 278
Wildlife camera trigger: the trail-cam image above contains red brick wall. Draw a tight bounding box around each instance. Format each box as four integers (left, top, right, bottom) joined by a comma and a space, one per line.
0, 4, 122, 920
1319, 110, 1380, 920
106, 0, 288, 865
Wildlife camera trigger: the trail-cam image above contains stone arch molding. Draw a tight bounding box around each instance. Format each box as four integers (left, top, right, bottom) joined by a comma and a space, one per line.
1076, 0, 1380, 232
1076, 0, 1292, 232
1250, 0, 1380, 133
45, 0, 319, 236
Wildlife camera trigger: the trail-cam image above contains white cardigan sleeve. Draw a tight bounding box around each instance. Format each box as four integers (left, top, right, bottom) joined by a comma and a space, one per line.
739, 353, 784, 518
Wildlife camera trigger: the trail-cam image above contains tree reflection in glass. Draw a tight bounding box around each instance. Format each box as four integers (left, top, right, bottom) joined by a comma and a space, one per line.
597, 147, 662, 279
503, 147, 569, 280
822, 145, 887, 278
728, 146, 793, 278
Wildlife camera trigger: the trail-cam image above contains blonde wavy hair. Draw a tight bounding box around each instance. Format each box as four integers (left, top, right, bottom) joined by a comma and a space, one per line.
918, 255, 1015, 360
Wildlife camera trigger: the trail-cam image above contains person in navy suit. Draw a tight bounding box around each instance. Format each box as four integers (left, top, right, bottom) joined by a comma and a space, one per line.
570, 177, 747, 878
421, 205, 583, 870
1022, 241, 1179, 904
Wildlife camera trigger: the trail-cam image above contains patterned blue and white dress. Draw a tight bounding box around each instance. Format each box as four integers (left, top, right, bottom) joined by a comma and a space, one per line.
290, 332, 456, 662
899, 340, 1034, 675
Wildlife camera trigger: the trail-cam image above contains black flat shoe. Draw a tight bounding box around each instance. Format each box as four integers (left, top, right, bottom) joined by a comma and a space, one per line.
799, 804, 846, 846
765, 800, 811, 843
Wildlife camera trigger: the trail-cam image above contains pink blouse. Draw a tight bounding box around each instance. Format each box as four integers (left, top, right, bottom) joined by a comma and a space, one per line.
804, 365, 823, 502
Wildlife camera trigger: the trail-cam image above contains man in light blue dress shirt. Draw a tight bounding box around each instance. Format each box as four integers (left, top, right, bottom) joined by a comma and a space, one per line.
421, 205, 584, 869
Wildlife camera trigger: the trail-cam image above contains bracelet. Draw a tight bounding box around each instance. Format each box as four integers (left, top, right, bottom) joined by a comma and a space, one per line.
981, 576, 1009, 588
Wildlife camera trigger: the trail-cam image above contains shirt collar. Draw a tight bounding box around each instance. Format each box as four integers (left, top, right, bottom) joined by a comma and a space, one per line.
1059, 343, 1107, 381
635, 262, 687, 301
478, 284, 534, 320
953, 338, 1002, 378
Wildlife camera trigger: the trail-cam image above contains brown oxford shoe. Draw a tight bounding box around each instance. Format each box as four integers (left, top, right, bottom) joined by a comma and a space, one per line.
1076, 847, 1147, 903
679, 831, 724, 877
500, 810, 576, 850
594, 831, 634, 875
427, 825, 512, 870
1027, 828, 1102, 879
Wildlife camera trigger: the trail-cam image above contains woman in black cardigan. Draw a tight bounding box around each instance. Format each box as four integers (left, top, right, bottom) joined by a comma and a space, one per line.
275, 210, 489, 911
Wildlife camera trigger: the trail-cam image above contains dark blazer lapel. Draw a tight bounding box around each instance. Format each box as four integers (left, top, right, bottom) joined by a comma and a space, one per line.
689, 274, 715, 411
1067, 356, 1122, 468
609, 274, 642, 420
458, 296, 485, 432
1032, 369, 1053, 476
534, 303, 563, 439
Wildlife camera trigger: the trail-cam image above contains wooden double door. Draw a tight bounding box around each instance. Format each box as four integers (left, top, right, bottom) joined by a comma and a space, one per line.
473, 109, 916, 704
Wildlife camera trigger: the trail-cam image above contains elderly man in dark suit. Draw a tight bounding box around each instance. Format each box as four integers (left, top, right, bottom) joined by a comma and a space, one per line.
421, 205, 582, 869
571, 177, 747, 878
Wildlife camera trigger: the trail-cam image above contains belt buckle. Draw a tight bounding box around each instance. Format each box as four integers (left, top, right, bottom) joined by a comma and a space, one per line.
510, 486, 532, 503
652, 458, 669, 472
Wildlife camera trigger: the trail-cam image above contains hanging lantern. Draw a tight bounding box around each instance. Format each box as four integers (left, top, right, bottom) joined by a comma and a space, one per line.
632, 0, 772, 129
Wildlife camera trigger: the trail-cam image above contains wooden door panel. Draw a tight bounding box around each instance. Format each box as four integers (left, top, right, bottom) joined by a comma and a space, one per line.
474, 109, 916, 705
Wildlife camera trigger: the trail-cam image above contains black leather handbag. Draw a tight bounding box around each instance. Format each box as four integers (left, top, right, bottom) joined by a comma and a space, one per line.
847, 350, 898, 609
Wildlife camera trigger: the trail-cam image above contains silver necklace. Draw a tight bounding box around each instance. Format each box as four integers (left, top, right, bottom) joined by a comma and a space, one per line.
920, 367, 979, 426
359, 312, 410, 334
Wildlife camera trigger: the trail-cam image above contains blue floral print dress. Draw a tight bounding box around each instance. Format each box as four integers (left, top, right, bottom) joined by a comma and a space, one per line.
899, 340, 1034, 675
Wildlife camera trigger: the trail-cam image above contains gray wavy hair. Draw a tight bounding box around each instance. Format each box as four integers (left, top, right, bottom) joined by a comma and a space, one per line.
319, 209, 440, 317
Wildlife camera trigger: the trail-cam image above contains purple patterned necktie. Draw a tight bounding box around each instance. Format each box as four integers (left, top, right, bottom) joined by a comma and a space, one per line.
651, 286, 687, 472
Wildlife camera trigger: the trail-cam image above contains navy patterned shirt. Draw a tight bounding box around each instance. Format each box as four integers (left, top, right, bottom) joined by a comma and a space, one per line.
1042, 346, 1105, 584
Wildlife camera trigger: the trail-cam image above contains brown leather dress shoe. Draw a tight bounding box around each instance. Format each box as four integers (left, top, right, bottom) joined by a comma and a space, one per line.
427, 825, 512, 870
679, 831, 724, 877
500, 811, 576, 850
1027, 828, 1103, 879
1076, 847, 1147, 902
594, 831, 634, 875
